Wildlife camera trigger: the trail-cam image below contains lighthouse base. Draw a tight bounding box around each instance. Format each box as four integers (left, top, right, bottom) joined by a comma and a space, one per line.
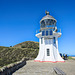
34, 60, 65, 63
34, 45, 65, 63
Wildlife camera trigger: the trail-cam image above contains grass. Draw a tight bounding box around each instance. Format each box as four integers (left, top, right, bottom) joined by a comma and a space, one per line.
68, 56, 75, 60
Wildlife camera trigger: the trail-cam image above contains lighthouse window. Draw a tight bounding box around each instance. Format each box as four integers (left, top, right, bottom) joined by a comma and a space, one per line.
53, 37, 56, 44
41, 38, 43, 44
49, 39, 50, 44
45, 39, 48, 44
47, 49, 50, 56
46, 31, 48, 36
45, 39, 50, 45
50, 30, 53, 35
42, 31, 45, 36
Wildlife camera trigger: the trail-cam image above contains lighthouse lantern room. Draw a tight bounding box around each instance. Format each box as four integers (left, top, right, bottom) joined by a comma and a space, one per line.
34, 11, 64, 62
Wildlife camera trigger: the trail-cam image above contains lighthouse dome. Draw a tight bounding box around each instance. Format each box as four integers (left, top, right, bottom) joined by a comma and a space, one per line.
40, 11, 57, 28
40, 15, 56, 23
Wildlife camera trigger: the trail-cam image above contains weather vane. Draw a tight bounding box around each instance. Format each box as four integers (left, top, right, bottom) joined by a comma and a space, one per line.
45, 10, 50, 15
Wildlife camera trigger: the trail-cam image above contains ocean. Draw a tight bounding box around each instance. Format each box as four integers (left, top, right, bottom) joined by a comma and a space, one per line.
69, 55, 75, 57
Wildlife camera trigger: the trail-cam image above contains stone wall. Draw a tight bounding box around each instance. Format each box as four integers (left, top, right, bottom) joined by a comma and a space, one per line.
0, 57, 26, 75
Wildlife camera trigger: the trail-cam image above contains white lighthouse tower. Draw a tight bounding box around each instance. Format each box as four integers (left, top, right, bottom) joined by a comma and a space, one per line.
34, 11, 64, 63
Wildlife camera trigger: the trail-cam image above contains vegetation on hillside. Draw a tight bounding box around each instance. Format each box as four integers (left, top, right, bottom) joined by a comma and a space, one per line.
0, 41, 39, 67
13, 41, 39, 49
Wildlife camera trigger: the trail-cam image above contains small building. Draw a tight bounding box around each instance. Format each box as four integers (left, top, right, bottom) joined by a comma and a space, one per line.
34, 11, 64, 63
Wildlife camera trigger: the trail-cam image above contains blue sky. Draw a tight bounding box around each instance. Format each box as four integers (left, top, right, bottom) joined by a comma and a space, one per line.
0, 0, 75, 55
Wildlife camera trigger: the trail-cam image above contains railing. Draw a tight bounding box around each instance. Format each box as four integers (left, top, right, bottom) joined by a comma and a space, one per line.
36, 28, 61, 34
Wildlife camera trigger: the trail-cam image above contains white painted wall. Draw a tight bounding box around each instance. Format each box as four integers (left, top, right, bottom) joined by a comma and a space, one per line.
34, 31, 64, 62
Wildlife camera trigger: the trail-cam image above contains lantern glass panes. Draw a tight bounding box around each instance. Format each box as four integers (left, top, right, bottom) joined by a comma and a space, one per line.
46, 31, 48, 36
50, 30, 53, 35
42, 31, 45, 36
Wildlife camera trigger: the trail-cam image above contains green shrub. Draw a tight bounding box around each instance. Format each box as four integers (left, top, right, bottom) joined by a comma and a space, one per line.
21, 45, 25, 48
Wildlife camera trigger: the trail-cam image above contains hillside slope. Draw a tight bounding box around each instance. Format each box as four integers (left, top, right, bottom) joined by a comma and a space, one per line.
0, 41, 39, 67
13, 41, 39, 49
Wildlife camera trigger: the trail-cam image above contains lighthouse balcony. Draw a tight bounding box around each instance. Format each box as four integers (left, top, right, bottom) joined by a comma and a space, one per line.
36, 30, 61, 38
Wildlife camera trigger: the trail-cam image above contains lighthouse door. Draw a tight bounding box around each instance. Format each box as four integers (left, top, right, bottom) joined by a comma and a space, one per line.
47, 49, 50, 56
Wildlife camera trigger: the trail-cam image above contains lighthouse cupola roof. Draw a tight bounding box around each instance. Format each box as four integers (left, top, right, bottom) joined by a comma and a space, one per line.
40, 11, 57, 28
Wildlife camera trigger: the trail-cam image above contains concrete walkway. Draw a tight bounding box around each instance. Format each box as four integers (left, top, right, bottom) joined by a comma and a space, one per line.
13, 60, 75, 75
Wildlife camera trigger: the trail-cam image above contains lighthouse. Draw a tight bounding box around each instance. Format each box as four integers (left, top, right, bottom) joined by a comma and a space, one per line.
34, 11, 64, 63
